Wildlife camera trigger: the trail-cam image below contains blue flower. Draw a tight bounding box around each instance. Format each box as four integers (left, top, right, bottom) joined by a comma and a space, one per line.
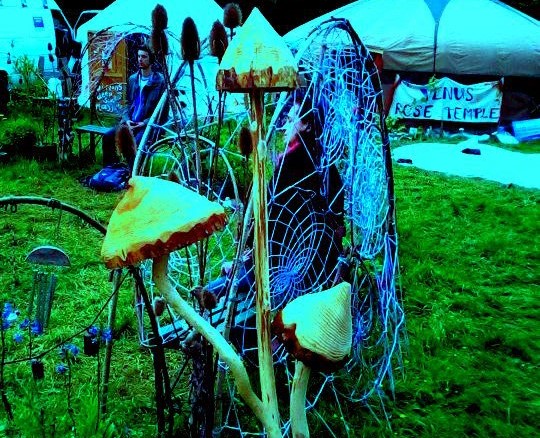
87, 326, 99, 337
5, 312, 18, 324
1, 302, 19, 330
101, 328, 112, 343
55, 363, 68, 375
19, 319, 30, 330
67, 344, 79, 357
59, 343, 79, 359
13, 332, 24, 343
30, 320, 43, 336
2, 302, 13, 320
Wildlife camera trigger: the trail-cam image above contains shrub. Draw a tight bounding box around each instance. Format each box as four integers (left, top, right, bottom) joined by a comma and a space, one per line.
9, 55, 48, 107
0, 118, 40, 158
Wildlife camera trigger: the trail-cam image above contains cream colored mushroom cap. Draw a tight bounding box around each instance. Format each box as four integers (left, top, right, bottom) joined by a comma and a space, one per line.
281, 282, 352, 362
101, 176, 227, 269
216, 7, 298, 91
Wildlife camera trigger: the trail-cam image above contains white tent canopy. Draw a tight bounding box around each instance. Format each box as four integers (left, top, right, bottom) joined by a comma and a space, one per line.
284, 0, 540, 78
75, 0, 224, 108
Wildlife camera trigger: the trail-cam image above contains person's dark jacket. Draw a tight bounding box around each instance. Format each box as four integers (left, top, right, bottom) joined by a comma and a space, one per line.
124, 70, 165, 127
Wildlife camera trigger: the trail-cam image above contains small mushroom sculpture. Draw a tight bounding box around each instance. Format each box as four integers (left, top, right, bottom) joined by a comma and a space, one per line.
101, 176, 282, 437
272, 282, 353, 438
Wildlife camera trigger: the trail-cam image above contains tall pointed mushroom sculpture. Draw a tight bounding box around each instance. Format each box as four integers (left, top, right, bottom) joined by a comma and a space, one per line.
216, 7, 299, 433
272, 282, 353, 438
101, 176, 282, 437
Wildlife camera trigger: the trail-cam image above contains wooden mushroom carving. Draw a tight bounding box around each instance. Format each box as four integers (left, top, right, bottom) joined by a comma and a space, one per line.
101, 175, 227, 338
272, 282, 353, 438
101, 176, 282, 437
216, 8, 299, 434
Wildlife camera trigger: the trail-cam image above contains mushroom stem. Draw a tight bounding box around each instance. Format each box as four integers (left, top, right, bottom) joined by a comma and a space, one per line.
290, 360, 311, 438
250, 91, 281, 431
152, 254, 282, 437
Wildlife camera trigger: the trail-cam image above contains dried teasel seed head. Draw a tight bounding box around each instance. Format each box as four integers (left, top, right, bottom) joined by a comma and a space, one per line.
238, 126, 253, 157
202, 289, 217, 310
153, 296, 167, 317
191, 286, 217, 311
151, 4, 168, 32
209, 20, 228, 63
151, 4, 169, 62
223, 3, 242, 30
181, 17, 200, 63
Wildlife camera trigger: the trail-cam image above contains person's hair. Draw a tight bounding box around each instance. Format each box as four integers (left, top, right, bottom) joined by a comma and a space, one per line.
290, 89, 324, 157
137, 44, 155, 64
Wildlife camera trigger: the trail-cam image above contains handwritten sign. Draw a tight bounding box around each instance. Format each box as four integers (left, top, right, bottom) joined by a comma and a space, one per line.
389, 77, 502, 123
96, 82, 125, 114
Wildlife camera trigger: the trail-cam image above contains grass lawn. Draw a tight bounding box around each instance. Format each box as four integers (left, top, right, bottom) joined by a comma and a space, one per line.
0, 141, 538, 436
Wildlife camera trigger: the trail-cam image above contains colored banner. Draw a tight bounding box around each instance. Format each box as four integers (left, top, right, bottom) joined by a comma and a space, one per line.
389, 77, 502, 123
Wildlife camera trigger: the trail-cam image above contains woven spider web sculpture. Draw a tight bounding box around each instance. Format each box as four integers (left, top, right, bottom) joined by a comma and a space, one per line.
210, 19, 405, 436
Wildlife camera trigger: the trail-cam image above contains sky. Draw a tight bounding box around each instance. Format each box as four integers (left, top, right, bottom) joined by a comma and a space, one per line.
57, 0, 540, 37
57, 0, 366, 35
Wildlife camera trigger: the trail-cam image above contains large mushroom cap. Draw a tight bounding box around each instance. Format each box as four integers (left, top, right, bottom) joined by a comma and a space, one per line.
216, 7, 298, 92
101, 176, 227, 269
272, 282, 353, 372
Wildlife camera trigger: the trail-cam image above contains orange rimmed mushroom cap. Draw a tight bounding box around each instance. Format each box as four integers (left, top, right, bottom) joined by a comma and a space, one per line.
101, 176, 227, 269
216, 7, 298, 92
271, 282, 353, 373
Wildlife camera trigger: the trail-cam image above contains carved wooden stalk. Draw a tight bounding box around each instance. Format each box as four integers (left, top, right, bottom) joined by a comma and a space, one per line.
215, 7, 299, 435
250, 90, 280, 429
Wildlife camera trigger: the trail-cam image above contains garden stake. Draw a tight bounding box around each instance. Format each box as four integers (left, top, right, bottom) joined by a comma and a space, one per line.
131, 266, 174, 436
0, 329, 14, 420
181, 16, 205, 287
100, 268, 121, 415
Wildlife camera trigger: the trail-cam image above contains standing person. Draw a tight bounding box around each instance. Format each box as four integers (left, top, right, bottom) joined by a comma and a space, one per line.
101, 44, 166, 167
204, 90, 345, 314
268, 91, 345, 288
272, 91, 345, 243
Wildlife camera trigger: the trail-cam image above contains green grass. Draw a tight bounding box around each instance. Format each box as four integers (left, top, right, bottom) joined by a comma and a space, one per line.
0, 144, 539, 436
390, 165, 539, 437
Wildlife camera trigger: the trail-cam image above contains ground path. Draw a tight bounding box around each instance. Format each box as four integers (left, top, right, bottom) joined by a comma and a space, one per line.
392, 141, 540, 189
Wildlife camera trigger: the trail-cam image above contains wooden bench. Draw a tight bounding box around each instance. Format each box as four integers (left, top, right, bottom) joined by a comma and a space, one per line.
139, 293, 255, 349
74, 124, 111, 162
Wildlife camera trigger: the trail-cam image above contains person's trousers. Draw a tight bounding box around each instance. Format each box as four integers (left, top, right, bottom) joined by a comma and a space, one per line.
102, 125, 144, 167
102, 126, 120, 166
